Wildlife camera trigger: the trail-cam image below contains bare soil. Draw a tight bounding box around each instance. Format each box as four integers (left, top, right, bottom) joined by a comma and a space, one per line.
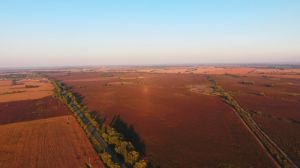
0, 79, 53, 103
215, 74, 300, 166
48, 71, 275, 168
0, 77, 103, 168
0, 115, 102, 168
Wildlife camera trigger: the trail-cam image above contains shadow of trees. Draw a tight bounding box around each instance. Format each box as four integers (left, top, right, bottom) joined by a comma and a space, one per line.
73, 92, 83, 104
110, 115, 146, 156
90, 110, 105, 126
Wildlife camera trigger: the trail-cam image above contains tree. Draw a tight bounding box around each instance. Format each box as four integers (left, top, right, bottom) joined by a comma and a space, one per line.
134, 160, 147, 168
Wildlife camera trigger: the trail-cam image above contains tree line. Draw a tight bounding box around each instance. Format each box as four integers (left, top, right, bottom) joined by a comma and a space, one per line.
51, 78, 148, 168
207, 76, 297, 168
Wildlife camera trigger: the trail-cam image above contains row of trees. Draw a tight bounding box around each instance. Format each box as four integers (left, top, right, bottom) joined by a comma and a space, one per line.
51, 79, 148, 168
52, 80, 120, 168
111, 115, 145, 156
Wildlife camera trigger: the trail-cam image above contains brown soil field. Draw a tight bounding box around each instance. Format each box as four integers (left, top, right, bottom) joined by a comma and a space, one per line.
0, 115, 102, 168
48, 71, 276, 168
214, 74, 300, 166
0, 78, 53, 103
0, 77, 103, 168
0, 96, 69, 125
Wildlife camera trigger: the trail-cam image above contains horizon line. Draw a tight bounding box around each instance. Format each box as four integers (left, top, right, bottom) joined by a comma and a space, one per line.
1, 62, 300, 70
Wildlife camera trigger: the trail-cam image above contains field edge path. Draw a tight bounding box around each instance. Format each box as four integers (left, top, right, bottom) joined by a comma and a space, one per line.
208, 76, 298, 168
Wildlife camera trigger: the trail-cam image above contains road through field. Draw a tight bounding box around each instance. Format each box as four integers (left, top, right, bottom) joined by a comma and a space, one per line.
54, 81, 124, 167
0, 76, 103, 168
50, 72, 277, 167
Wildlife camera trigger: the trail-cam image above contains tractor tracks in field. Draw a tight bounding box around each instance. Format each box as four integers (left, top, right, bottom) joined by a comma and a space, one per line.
207, 76, 298, 168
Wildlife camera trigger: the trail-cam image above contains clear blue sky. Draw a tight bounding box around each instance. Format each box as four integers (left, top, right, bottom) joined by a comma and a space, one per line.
0, 0, 299, 67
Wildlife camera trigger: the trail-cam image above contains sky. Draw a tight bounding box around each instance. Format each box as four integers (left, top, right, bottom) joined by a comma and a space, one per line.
0, 0, 300, 67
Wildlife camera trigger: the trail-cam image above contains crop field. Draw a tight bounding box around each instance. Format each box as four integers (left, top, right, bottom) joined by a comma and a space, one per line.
0, 115, 102, 168
0, 76, 103, 168
2, 0, 300, 167
0, 78, 53, 103
214, 74, 300, 165
48, 71, 276, 168
2, 67, 299, 168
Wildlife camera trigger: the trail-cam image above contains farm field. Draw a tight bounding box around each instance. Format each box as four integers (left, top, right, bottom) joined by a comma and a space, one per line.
0, 76, 103, 168
79, 65, 300, 78
48, 71, 276, 168
2, 1, 300, 167
0, 78, 53, 103
214, 73, 300, 166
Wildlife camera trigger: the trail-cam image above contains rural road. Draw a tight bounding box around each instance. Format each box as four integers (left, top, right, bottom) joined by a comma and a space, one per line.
60, 94, 125, 167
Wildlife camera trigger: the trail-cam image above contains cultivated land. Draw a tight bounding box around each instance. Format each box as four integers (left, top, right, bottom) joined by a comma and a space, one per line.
47, 69, 287, 168
0, 76, 103, 168
0, 78, 53, 103
2, 65, 299, 168
214, 74, 300, 166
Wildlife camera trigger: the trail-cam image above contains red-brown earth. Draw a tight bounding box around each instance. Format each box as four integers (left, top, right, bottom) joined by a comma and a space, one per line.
48, 71, 276, 168
215, 74, 300, 166
0, 77, 103, 168
0, 96, 69, 125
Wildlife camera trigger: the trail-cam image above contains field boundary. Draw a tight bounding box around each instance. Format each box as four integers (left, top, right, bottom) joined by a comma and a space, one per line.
51, 79, 121, 168
207, 76, 298, 168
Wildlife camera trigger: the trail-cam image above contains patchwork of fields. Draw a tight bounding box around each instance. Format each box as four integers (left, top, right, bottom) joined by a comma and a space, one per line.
0, 76, 103, 168
1, 66, 300, 168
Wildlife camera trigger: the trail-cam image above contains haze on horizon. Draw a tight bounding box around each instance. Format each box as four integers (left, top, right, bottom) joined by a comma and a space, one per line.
0, 0, 300, 68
